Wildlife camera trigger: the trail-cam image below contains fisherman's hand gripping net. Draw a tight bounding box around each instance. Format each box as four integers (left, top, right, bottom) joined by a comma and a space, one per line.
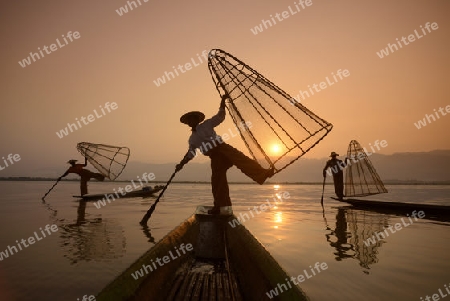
208, 49, 333, 174
344, 140, 388, 197
77, 142, 130, 181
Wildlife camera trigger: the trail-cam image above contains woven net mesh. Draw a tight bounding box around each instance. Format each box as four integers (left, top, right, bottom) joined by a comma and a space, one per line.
208, 49, 333, 174
325, 208, 388, 270
346, 209, 389, 270
344, 140, 387, 197
76, 142, 130, 180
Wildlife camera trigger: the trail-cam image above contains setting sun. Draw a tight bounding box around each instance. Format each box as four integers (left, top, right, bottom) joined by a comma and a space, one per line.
270, 144, 282, 155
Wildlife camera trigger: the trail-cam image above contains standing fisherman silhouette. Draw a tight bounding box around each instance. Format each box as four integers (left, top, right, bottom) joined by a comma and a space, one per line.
176, 94, 274, 214
62, 158, 105, 196
323, 152, 347, 200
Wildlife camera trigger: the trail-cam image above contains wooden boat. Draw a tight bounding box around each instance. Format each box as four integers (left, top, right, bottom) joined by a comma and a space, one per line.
331, 197, 450, 219
73, 185, 164, 201
96, 206, 309, 301
327, 140, 450, 220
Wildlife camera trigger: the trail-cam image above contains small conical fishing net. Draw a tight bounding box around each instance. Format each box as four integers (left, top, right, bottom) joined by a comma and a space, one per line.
344, 140, 387, 197
208, 49, 333, 174
76, 142, 130, 180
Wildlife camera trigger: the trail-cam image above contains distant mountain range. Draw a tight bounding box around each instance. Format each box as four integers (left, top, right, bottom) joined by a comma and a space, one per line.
120, 150, 450, 183
2, 150, 449, 183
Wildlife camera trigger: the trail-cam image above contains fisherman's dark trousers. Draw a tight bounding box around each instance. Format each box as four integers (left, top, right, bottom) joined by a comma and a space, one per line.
206, 143, 268, 208
333, 172, 344, 199
80, 170, 105, 196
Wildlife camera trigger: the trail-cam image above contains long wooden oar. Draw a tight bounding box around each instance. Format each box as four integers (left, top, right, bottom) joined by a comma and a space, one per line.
42, 175, 64, 201
140, 169, 178, 225
320, 176, 326, 206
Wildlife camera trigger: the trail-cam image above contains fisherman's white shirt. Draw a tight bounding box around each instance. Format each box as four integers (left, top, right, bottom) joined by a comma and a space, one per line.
185, 108, 225, 160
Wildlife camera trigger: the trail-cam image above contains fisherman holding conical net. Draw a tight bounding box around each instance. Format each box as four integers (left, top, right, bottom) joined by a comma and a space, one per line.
323, 152, 348, 200
140, 49, 334, 224
62, 157, 105, 196
41, 142, 130, 200
176, 94, 275, 214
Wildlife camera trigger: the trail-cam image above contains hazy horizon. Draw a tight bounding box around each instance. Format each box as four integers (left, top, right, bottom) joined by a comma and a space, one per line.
1, 149, 449, 184
1, 0, 449, 178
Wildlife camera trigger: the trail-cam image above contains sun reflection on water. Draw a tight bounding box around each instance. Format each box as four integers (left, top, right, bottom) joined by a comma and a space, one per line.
273, 211, 283, 229
272, 185, 284, 228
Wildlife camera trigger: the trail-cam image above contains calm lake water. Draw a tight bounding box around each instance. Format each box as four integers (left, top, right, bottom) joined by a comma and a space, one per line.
0, 181, 449, 301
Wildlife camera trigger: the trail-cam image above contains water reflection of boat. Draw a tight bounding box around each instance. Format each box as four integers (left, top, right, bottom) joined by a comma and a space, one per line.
97, 206, 309, 301
58, 201, 127, 264
324, 207, 390, 273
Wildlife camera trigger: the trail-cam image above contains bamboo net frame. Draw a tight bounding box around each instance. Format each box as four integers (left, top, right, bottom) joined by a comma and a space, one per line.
344, 140, 387, 197
77, 142, 130, 181
208, 49, 333, 174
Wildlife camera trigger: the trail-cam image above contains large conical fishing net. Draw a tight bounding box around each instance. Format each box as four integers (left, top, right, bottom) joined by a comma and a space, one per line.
344, 140, 387, 197
76, 142, 130, 180
208, 49, 333, 174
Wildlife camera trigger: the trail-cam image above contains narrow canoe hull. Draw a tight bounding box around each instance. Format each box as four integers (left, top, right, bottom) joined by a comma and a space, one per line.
331, 197, 450, 220
96, 206, 309, 301
73, 186, 163, 201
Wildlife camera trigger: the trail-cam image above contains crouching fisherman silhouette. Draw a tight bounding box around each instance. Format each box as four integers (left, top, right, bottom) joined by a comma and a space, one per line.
62, 158, 105, 196
176, 94, 275, 214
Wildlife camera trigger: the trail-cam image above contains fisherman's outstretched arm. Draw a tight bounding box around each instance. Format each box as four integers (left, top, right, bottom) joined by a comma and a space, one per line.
176, 145, 196, 171
62, 168, 71, 177
220, 93, 229, 109
206, 94, 230, 127
344, 157, 350, 166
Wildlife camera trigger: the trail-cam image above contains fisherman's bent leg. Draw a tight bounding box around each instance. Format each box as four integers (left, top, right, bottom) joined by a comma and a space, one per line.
218, 143, 272, 184
93, 172, 105, 181
210, 151, 233, 208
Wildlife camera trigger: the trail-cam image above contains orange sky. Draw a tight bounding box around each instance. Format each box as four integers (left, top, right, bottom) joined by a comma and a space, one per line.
1, 0, 449, 173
